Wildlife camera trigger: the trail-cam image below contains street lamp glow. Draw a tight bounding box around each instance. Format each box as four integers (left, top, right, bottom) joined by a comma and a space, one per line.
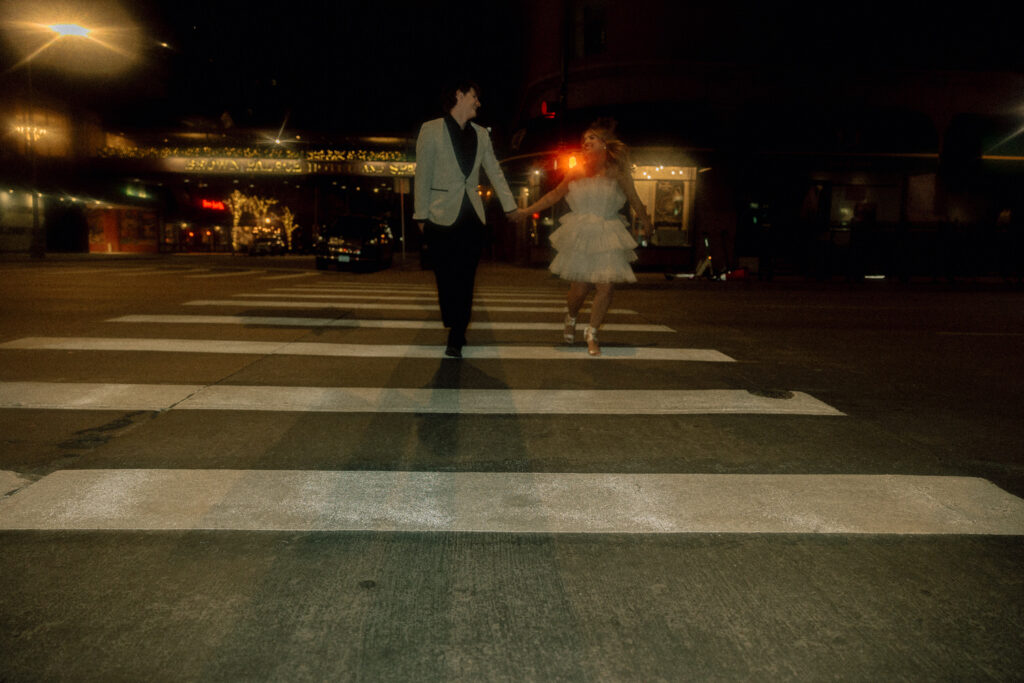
48, 23, 91, 37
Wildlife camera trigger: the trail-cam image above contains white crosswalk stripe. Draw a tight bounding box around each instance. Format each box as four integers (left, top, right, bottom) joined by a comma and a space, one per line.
235, 293, 568, 304
184, 299, 638, 313
2, 470, 1021, 534
0, 337, 731, 361
259, 272, 320, 280
0, 382, 840, 415
184, 269, 266, 278
108, 314, 675, 332
267, 287, 567, 299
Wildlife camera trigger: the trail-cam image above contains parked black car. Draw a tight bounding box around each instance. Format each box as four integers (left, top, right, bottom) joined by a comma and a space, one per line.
249, 234, 287, 255
314, 215, 394, 271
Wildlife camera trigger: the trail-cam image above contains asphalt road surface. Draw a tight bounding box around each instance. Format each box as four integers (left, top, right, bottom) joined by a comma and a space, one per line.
1, 254, 1022, 681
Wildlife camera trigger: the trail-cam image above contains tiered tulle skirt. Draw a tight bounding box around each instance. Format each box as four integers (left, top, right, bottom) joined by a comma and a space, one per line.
548, 212, 638, 283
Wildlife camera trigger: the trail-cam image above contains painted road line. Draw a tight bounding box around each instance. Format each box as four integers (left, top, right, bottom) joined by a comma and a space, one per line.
157, 268, 213, 275
99, 268, 177, 276
108, 315, 676, 333
184, 270, 266, 279
291, 283, 434, 291
0, 382, 201, 411
274, 287, 564, 298
184, 299, 638, 314
291, 284, 569, 296
239, 293, 566, 304
280, 288, 563, 300
259, 272, 320, 281
0, 337, 733, 362
26, 266, 166, 276
1, 470, 1020, 534
938, 331, 1024, 337
110, 268, 215, 277
0, 382, 842, 415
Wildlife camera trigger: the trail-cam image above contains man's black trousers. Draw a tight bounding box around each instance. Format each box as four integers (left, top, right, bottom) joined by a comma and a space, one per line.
424, 201, 484, 345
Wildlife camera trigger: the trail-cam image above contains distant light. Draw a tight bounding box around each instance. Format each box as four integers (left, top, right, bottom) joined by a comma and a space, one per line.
49, 24, 91, 37
158, 42, 171, 49
274, 139, 281, 144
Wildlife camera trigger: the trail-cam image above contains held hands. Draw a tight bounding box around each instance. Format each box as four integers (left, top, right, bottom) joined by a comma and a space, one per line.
635, 215, 653, 246
506, 209, 529, 225
638, 215, 653, 238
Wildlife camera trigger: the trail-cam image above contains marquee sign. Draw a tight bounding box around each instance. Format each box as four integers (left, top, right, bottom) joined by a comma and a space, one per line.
307, 161, 416, 176
163, 157, 307, 175
160, 157, 416, 177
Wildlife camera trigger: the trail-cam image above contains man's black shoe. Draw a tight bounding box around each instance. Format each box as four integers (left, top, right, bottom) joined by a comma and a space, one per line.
447, 328, 467, 348
446, 328, 467, 359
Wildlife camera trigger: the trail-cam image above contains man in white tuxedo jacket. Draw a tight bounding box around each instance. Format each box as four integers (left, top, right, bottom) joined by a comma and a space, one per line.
414, 80, 519, 358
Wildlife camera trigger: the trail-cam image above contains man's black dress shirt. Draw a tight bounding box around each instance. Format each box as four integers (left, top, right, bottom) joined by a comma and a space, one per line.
443, 113, 477, 178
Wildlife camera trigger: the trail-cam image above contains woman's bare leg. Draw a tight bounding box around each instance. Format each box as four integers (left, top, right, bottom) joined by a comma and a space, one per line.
563, 281, 592, 344
566, 281, 591, 318
585, 283, 614, 356
588, 283, 614, 329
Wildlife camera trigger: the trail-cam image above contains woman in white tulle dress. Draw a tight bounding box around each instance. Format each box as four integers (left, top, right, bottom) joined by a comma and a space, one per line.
513, 119, 651, 356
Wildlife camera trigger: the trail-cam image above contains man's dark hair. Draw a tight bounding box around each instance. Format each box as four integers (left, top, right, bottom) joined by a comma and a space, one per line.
442, 79, 481, 113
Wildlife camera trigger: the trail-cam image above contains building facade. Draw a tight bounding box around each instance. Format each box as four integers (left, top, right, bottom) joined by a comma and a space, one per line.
503, 0, 1024, 279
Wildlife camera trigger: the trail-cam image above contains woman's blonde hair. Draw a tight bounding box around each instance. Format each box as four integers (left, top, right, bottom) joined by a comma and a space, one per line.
586, 118, 630, 175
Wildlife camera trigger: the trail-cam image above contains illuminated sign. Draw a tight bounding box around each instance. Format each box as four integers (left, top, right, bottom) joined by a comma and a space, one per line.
164, 157, 306, 175
12, 125, 48, 141
162, 157, 415, 177
359, 161, 416, 176
201, 199, 226, 210
308, 161, 416, 177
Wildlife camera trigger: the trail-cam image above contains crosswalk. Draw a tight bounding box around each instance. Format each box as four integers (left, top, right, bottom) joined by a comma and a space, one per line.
2, 270, 1023, 535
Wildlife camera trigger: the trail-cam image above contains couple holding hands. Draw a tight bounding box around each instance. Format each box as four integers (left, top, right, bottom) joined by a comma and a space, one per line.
414, 80, 652, 358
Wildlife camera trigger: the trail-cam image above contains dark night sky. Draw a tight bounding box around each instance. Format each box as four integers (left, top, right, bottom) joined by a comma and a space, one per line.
5, 1, 1023, 142
109, 0, 527, 139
